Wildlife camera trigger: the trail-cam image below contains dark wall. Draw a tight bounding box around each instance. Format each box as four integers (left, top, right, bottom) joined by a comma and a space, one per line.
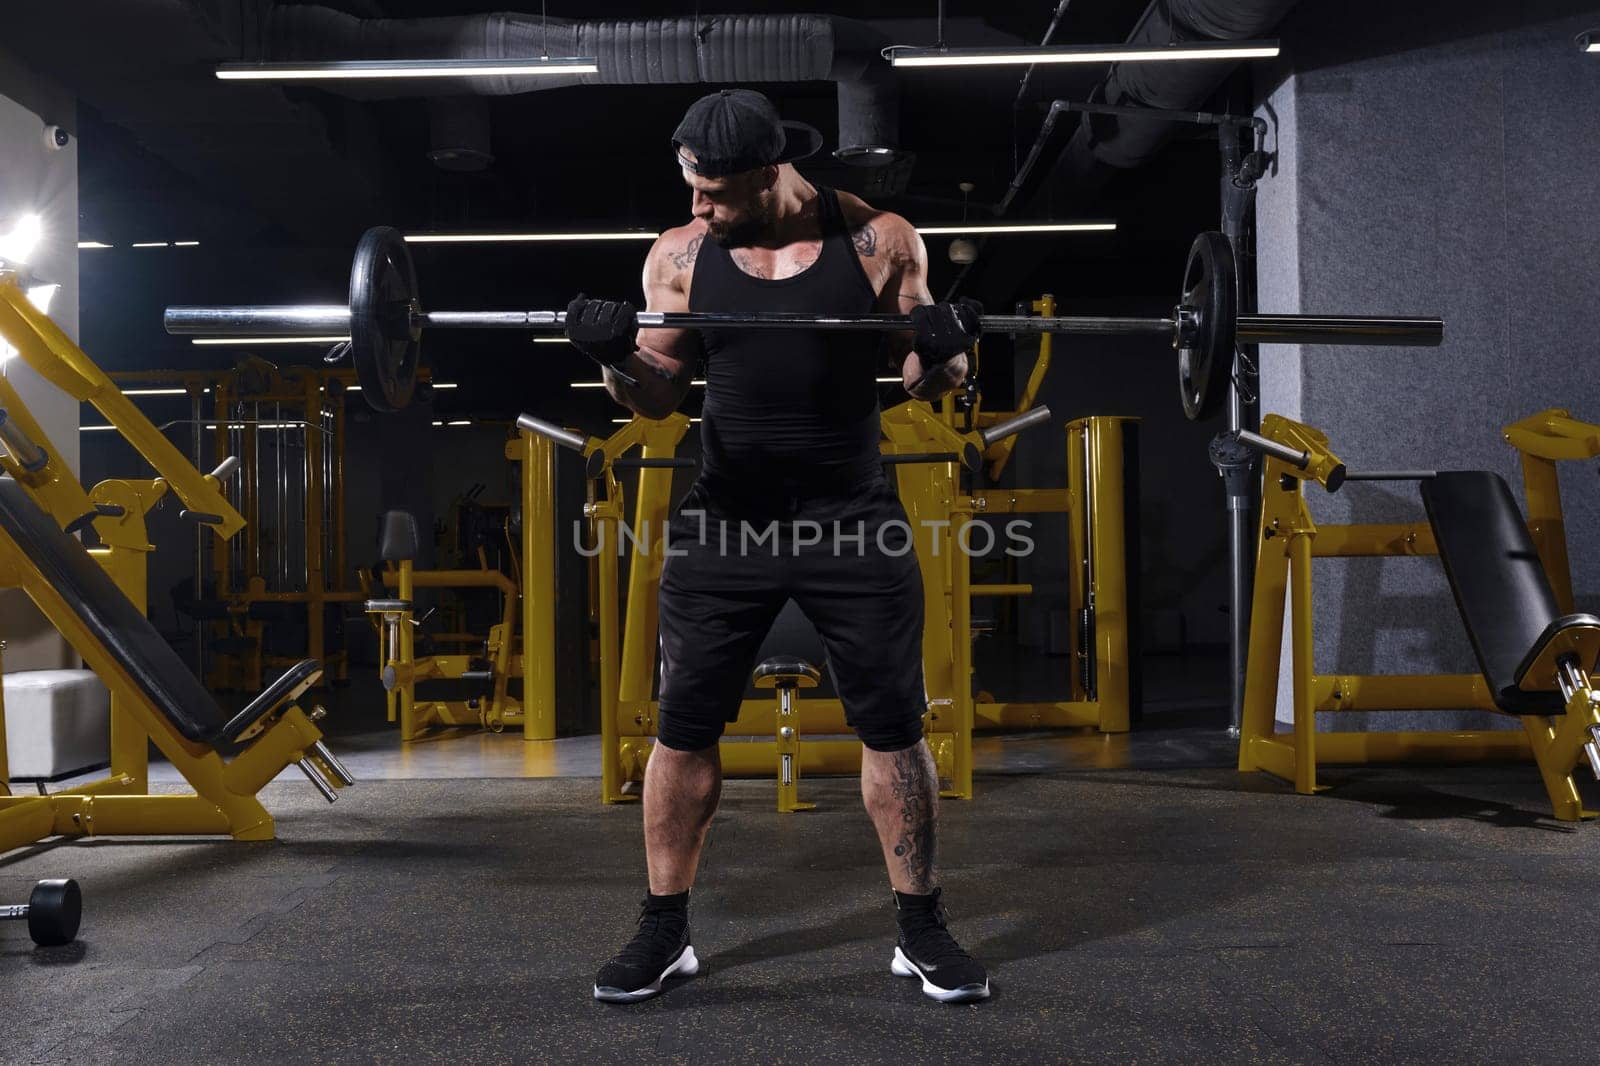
1255, 0, 1600, 725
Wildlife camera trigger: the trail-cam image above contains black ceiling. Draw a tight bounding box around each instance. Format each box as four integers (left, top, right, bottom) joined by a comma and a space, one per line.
8, 1, 1240, 426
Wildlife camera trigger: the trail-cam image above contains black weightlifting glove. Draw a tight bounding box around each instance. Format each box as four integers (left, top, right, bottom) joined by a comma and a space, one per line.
909, 297, 983, 365
565, 293, 638, 373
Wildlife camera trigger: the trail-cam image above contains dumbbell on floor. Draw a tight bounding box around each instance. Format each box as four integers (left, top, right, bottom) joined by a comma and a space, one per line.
2, 879, 82, 947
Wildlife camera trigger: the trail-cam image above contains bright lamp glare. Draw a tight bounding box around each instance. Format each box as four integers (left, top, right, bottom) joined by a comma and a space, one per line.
0, 213, 43, 265
26, 284, 59, 315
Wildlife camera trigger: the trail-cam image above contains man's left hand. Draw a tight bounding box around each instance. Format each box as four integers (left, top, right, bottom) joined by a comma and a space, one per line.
909, 297, 983, 364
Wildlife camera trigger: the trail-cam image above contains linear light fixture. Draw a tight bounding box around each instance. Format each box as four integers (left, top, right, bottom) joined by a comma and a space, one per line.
78, 240, 113, 250
191, 336, 350, 346
174, 241, 201, 247
347, 382, 456, 393
916, 221, 1115, 236
613, 417, 702, 424
1580, 31, 1599, 52
534, 337, 571, 343
130, 241, 199, 249
131, 241, 169, 248
121, 387, 212, 397
887, 40, 1280, 67
431, 419, 475, 427
406, 231, 658, 244
577, 375, 901, 390
216, 57, 598, 82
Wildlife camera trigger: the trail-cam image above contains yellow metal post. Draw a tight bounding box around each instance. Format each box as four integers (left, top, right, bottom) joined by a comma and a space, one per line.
524, 431, 557, 740
1288, 528, 1319, 794
1080, 417, 1134, 733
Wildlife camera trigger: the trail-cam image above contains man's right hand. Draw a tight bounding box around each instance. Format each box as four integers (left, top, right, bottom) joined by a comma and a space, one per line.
565, 294, 638, 372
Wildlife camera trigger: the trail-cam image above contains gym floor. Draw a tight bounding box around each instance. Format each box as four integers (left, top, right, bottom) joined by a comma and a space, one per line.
6, 655, 1599, 1064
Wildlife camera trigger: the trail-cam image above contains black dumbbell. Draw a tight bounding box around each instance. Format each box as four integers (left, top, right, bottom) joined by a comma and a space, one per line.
2, 879, 82, 947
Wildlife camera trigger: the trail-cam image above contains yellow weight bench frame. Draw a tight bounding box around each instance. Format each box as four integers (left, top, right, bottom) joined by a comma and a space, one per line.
0, 269, 348, 853
1236, 413, 1600, 821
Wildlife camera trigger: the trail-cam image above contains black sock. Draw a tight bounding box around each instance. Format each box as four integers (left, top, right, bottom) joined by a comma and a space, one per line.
646, 890, 690, 911
893, 887, 942, 918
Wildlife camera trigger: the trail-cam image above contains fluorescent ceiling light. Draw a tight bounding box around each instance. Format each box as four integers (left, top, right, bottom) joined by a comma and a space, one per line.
123, 387, 190, 396
78, 240, 113, 250
1580, 31, 1599, 52
612, 417, 703, 424
216, 57, 598, 82
534, 337, 572, 343
447, 419, 472, 427
131, 241, 169, 248
82, 425, 117, 432
916, 221, 1115, 235
0, 213, 43, 265
406, 231, 658, 243
348, 382, 455, 392
174, 241, 201, 247
578, 376, 900, 390
191, 336, 350, 346
888, 40, 1280, 67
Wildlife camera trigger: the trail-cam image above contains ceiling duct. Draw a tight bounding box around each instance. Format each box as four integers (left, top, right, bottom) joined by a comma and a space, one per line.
263, 7, 903, 165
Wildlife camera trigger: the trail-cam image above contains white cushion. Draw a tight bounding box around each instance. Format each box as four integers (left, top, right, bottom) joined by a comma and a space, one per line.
3, 669, 110, 779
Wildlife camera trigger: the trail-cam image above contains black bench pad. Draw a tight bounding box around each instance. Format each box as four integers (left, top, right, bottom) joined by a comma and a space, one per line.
0, 478, 231, 742
218, 658, 322, 743
1420, 471, 1563, 714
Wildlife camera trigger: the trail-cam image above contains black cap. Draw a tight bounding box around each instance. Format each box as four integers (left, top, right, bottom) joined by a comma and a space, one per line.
671, 89, 823, 178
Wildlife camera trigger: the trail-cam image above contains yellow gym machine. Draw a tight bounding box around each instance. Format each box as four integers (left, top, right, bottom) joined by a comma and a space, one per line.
108, 363, 366, 693
515, 296, 1139, 807
1233, 410, 1600, 821
0, 270, 350, 853
363, 512, 524, 740
360, 427, 560, 742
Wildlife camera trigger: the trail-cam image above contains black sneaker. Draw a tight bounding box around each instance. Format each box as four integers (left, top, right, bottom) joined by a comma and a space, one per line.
890, 889, 990, 1003
593, 898, 699, 1003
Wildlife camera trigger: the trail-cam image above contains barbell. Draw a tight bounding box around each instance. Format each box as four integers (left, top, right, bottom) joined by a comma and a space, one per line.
163, 226, 1444, 420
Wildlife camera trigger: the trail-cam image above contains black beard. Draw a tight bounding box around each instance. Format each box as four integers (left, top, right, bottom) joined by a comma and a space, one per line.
709, 213, 769, 249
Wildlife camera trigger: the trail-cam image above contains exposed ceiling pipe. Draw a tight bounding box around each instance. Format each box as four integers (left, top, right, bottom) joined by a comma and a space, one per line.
953, 0, 1301, 301
262, 7, 903, 164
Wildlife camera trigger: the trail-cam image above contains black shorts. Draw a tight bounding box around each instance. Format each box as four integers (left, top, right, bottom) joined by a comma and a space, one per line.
655, 475, 926, 753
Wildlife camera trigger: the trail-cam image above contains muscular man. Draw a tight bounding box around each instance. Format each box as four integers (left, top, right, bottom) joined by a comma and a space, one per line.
566, 89, 989, 1005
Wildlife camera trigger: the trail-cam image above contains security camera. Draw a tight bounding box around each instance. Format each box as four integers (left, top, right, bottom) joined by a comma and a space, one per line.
43, 125, 70, 151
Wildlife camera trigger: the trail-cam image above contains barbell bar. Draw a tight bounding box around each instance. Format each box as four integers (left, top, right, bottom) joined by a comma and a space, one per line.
162, 226, 1445, 420
164, 304, 1437, 346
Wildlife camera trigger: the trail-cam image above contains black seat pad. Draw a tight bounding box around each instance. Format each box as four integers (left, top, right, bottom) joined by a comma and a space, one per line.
754, 656, 822, 686
0, 478, 231, 742
1420, 471, 1563, 714
219, 658, 322, 743
380, 511, 420, 562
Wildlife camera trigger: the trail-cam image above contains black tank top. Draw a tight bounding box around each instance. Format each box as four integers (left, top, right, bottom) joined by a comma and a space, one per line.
689, 186, 882, 503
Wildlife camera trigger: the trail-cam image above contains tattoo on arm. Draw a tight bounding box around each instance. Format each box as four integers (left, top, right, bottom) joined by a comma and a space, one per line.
668, 234, 703, 271
889, 746, 938, 892
852, 223, 878, 257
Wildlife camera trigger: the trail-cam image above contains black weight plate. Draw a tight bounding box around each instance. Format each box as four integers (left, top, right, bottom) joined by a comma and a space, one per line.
350, 226, 421, 413
1176, 231, 1237, 422
28, 878, 82, 947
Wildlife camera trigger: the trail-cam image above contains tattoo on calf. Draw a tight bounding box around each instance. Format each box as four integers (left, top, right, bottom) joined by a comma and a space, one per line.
852, 223, 878, 257
669, 234, 703, 271
889, 746, 937, 891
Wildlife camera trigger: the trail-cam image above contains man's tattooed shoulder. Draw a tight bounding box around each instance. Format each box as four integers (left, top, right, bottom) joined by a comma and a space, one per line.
668, 234, 704, 270
851, 223, 878, 257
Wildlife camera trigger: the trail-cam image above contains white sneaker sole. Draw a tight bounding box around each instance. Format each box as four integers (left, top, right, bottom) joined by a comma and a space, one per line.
593, 945, 700, 1003
890, 946, 991, 1003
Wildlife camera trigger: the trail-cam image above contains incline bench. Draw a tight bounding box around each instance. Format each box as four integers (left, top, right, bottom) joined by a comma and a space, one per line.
1422, 471, 1600, 780
0, 477, 352, 808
